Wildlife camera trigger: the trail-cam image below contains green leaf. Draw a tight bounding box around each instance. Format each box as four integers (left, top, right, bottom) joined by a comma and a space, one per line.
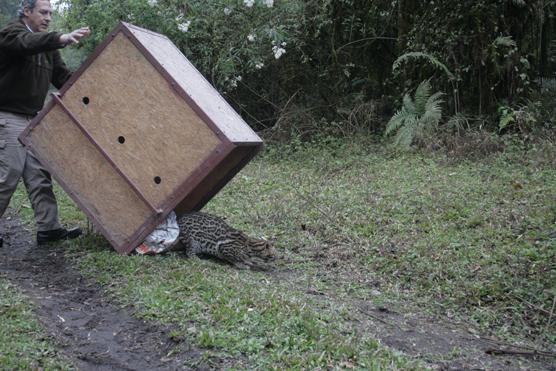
392, 52, 455, 81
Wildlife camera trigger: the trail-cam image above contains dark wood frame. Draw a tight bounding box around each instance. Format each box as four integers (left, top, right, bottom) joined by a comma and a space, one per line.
20, 22, 262, 254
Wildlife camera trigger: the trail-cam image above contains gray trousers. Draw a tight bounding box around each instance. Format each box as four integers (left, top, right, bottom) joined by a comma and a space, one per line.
0, 111, 61, 232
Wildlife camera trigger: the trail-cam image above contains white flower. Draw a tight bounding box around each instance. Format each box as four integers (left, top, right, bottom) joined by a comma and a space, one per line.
177, 20, 191, 33
255, 62, 264, 69
224, 7, 232, 15
262, 0, 274, 7
272, 45, 286, 59
281, 41, 287, 47
247, 34, 256, 42
147, 0, 157, 7
244, 0, 255, 7
227, 76, 242, 89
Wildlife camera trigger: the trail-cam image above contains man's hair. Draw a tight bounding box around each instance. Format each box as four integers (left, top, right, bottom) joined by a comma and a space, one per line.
18, 0, 39, 19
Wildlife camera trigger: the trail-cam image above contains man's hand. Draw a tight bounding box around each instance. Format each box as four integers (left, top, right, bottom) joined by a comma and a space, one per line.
59, 26, 91, 45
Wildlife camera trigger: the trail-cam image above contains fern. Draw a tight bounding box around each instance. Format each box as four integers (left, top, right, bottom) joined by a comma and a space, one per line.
384, 107, 412, 137
385, 80, 444, 149
492, 36, 516, 49
392, 52, 455, 81
414, 79, 432, 112
394, 117, 419, 148
402, 94, 416, 114
424, 92, 443, 124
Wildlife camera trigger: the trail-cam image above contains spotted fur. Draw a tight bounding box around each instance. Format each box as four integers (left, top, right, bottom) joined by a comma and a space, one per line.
177, 212, 275, 270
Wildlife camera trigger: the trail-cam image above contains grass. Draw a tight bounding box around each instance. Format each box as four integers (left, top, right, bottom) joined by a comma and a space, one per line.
9, 134, 556, 368
0, 277, 72, 369
71, 243, 416, 369
207, 137, 556, 343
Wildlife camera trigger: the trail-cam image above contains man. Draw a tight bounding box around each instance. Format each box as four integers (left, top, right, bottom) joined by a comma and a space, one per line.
0, 0, 91, 246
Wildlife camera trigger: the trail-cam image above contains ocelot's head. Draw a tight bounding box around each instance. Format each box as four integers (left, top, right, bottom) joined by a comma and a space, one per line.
249, 238, 276, 262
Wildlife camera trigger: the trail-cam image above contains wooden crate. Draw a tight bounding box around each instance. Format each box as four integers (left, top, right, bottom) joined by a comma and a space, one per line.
20, 22, 262, 254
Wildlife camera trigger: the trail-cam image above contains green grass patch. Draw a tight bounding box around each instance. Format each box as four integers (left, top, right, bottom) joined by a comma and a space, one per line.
204, 136, 556, 344
71, 241, 418, 369
0, 277, 72, 369
9, 134, 555, 366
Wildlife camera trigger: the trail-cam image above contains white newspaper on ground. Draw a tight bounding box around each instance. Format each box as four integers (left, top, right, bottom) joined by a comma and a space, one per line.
135, 211, 179, 254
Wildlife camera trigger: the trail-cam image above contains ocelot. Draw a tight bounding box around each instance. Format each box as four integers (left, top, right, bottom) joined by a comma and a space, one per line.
176, 212, 275, 270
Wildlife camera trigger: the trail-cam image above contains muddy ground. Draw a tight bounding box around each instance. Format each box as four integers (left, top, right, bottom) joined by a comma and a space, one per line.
0, 213, 554, 370
0, 213, 226, 370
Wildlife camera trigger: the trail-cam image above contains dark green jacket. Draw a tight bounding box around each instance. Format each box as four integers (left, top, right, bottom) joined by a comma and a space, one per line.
0, 20, 71, 116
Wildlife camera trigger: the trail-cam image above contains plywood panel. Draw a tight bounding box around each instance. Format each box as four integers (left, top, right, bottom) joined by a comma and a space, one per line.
126, 23, 262, 144
27, 104, 152, 246
21, 22, 264, 254
61, 33, 221, 208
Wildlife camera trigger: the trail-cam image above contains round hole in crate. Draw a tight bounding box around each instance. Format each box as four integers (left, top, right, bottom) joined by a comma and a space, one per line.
154, 176, 162, 184
82, 96, 90, 105
118, 136, 125, 144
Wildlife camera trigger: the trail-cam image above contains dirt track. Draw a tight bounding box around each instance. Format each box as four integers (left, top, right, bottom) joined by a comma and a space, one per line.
0, 212, 554, 370
0, 212, 218, 370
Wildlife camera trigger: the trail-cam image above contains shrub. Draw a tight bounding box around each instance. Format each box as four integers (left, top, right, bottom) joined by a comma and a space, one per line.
385, 80, 443, 149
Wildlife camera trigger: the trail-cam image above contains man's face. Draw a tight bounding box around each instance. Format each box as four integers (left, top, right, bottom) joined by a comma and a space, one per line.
24, 0, 52, 32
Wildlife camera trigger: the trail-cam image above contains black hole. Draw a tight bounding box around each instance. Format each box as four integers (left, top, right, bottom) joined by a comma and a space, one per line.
154, 176, 162, 184
118, 136, 125, 144
82, 97, 90, 105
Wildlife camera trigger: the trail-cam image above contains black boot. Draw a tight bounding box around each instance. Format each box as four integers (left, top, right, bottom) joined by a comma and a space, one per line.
37, 227, 82, 245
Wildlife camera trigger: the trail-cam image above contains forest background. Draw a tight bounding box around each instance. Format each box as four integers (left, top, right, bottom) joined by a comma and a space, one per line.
3, 0, 556, 146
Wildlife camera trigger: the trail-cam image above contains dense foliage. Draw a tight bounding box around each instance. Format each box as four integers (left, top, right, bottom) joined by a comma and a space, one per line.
0, 0, 17, 25
2, 0, 555, 138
